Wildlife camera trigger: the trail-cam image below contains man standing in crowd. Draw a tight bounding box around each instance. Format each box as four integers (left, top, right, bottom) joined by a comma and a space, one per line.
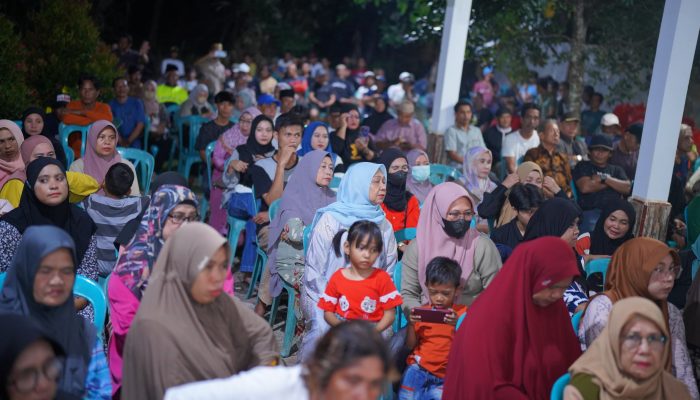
374, 101, 427, 151
157, 64, 188, 105
610, 123, 643, 180
109, 77, 146, 149
160, 46, 185, 77
472, 66, 495, 109
195, 43, 227, 96
502, 103, 540, 173
580, 92, 605, 136
557, 112, 588, 168
524, 119, 572, 197
483, 108, 512, 171
387, 71, 418, 110
443, 100, 486, 168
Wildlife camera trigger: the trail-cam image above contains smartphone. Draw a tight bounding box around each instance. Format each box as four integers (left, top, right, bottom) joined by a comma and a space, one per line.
360, 125, 370, 137
412, 306, 450, 324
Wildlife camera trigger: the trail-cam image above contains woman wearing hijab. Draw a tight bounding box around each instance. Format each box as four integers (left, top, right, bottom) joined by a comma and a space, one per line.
565, 297, 690, 400
378, 148, 420, 233
108, 184, 197, 397
330, 105, 379, 172
122, 222, 278, 400
364, 96, 393, 136
401, 182, 501, 315
209, 107, 263, 235
442, 237, 582, 400
232, 91, 257, 121
142, 80, 173, 171
299, 162, 398, 361
578, 237, 699, 398
580, 198, 636, 261
20, 135, 100, 204
179, 84, 214, 118
21, 106, 67, 166
0, 314, 65, 400
405, 149, 433, 204
461, 146, 497, 206
69, 120, 140, 195
0, 120, 26, 208
0, 225, 111, 399
264, 151, 336, 317
298, 121, 341, 168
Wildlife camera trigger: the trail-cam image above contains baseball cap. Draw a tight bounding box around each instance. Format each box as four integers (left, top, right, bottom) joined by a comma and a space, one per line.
589, 135, 613, 151
363, 71, 376, 78
56, 93, 71, 106
257, 93, 281, 106
399, 71, 414, 83
482, 66, 494, 76
233, 63, 250, 74
601, 113, 620, 127
563, 112, 580, 123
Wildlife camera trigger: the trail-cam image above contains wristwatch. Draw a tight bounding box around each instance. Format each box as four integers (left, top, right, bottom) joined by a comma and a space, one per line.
600, 173, 607, 184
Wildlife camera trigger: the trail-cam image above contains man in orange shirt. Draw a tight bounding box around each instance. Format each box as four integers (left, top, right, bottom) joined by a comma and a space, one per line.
60, 75, 113, 157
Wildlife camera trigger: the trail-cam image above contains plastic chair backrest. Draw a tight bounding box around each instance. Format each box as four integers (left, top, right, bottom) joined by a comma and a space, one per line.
303, 225, 313, 256
0, 272, 5, 288
205, 141, 217, 192
178, 115, 207, 157
395, 228, 417, 243
142, 117, 152, 152
330, 176, 342, 191
268, 199, 281, 222
391, 261, 407, 332
59, 123, 91, 165
571, 310, 583, 333
117, 147, 155, 193
550, 373, 571, 400
570, 179, 579, 201
584, 258, 610, 285
429, 164, 462, 185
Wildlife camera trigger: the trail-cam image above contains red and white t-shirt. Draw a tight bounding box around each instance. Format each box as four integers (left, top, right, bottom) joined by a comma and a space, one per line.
318, 268, 402, 322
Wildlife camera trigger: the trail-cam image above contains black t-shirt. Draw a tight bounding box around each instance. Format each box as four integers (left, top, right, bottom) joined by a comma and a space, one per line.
572, 161, 628, 210
194, 120, 235, 151
483, 126, 505, 163
311, 81, 334, 103
490, 218, 524, 250
330, 129, 378, 172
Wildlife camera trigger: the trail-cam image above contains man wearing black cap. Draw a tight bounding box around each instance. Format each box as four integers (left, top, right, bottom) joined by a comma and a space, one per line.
557, 112, 588, 168
573, 135, 631, 232
610, 123, 643, 180
156, 64, 188, 105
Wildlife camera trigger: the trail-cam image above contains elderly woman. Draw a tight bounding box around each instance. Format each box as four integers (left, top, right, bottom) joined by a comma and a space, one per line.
300, 162, 398, 361
578, 238, 699, 399
565, 297, 690, 400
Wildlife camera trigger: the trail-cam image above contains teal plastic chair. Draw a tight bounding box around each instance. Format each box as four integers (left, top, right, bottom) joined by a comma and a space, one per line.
269, 278, 297, 357
13, 120, 23, 129
245, 198, 280, 299
330, 175, 342, 191
585, 258, 610, 286
97, 274, 110, 296
395, 227, 417, 243
303, 224, 312, 256
117, 147, 155, 193
0, 272, 5, 288
429, 164, 462, 185
200, 141, 219, 222
177, 115, 208, 180
392, 261, 407, 333
59, 123, 91, 166
571, 310, 583, 334
570, 179, 579, 201
550, 373, 571, 400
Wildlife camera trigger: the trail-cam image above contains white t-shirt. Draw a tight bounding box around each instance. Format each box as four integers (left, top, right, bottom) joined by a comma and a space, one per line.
501, 130, 540, 162
164, 365, 310, 400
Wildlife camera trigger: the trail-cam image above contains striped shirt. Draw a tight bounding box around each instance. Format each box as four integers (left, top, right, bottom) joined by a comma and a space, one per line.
83, 195, 147, 277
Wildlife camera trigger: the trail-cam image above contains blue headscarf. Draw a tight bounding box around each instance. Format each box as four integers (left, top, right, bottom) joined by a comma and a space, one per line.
309, 162, 387, 229
298, 121, 337, 163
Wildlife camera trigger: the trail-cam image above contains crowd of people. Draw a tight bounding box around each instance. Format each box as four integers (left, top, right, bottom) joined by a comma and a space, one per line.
1, 39, 700, 400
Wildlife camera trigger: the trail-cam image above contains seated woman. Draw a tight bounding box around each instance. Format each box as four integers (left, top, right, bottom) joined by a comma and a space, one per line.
108, 184, 197, 397
378, 148, 420, 234
578, 237, 699, 398
461, 146, 497, 208
0, 120, 26, 208
69, 120, 140, 195
0, 225, 111, 399
21, 106, 68, 166
298, 121, 342, 168
405, 149, 433, 204
163, 321, 391, 400
442, 237, 582, 399
330, 105, 379, 172
20, 135, 100, 203
401, 182, 502, 314
262, 150, 336, 323
179, 84, 214, 118
122, 222, 278, 400
490, 183, 544, 251
566, 297, 690, 400
300, 162, 398, 361
0, 314, 65, 400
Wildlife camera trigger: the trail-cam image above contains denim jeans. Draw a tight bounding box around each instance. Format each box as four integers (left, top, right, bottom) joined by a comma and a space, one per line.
398, 364, 444, 400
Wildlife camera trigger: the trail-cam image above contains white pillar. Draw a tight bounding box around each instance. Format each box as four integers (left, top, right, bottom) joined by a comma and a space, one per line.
632, 0, 700, 201
430, 0, 472, 135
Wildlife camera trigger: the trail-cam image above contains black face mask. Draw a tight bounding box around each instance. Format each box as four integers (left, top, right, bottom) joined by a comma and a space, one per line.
442, 218, 469, 239
388, 171, 408, 186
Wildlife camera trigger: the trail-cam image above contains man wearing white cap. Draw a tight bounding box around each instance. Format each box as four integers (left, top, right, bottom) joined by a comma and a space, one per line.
387, 71, 417, 110
597, 112, 621, 140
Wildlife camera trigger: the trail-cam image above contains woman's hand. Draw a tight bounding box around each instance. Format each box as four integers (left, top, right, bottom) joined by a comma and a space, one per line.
253, 211, 269, 224
227, 160, 248, 174
543, 176, 561, 194
502, 173, 519, 189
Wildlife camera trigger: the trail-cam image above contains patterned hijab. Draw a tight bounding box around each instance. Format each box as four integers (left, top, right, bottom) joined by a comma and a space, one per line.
113, 184, 198, 300
461, 146, 496, 204
221, 107, 262, 151
82, 120, 122, 192
0, 120, 26, 188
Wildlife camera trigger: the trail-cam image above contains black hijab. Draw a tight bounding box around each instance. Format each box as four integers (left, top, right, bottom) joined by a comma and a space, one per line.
379, 147, 413, 211
590, 198, 636, 255
364, 98, 393, 135
236, 114, 275, 164
21, 106, 67, 167
1, 158, 96, 262
0, 225, 92, 399
523, 197, 582, 241
21, 107, 48, 138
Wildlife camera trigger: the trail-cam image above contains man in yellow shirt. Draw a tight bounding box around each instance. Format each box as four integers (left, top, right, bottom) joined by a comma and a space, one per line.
157, 64, 188, 105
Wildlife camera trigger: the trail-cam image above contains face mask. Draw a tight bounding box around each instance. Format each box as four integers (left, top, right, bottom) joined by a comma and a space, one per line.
442, 218, 469, 239
197, 96, 208, 104
144, 91, 155, 100
388, 171, 407, 186
411, 165, 430, 182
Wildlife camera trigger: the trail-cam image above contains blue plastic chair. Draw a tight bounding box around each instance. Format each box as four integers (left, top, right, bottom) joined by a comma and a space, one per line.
177, 115, 208, 180
0, 272, 5, 288
303, 225, 312, 256
330, 175, 342, 191
429, 164, 462, 185
392, 261, 407, 333
585, 258, 610, 286
571, 310, 583, 334
200, 141, 219, 222
117, 147, 155, 194
570, 179, 579, 201
59, 123, 91, 166
394, 227, 417, 243
550, 373, 571, 400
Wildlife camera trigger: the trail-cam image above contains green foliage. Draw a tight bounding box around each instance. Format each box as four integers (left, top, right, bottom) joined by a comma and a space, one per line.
23, 0, 119, 105
0, 15, 31, 119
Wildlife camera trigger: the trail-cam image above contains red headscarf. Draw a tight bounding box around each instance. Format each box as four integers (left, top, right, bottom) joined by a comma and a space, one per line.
443, 236, 582, 400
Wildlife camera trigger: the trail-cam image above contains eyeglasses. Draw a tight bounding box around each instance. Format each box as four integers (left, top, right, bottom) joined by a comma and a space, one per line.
446, 210, 475, 220
11, 357, 63, 393
168, 212, 199, 224
621, 333, 667, 352
651, 265, 682, 280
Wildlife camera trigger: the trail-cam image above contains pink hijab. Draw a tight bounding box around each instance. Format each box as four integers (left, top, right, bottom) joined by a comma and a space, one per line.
0, 120, 26, 188
221, 107, 262, 151
83, 120, 121, 188
20, 136, 53, 167
416, 182, 480, 302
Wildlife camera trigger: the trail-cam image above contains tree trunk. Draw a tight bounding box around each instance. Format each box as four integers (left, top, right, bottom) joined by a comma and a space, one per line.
567, 0, 587, 118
